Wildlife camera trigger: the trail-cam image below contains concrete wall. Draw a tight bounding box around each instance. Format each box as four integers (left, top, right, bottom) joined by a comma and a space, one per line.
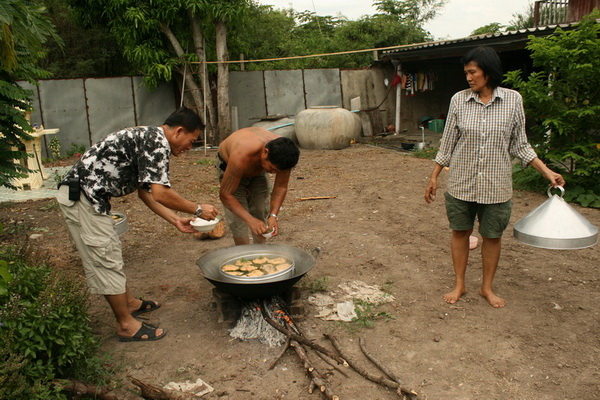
20, 65, 458, 157
230, 68, 395, 133
20, 77, 176, 157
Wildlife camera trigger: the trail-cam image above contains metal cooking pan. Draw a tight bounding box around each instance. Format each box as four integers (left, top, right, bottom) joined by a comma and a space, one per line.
196, 244, 319, 299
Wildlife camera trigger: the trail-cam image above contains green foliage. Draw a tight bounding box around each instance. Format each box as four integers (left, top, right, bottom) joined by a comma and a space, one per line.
470, 23, 505, 36
193, 157, 214, 166
504, 12, 600, 207
1, 0, 59, 189
301, 275, 330, 293
38, 0, 135, 78
0, 245, 110, 399
351, 299, 396, 329
47, 137, 61, 159
236, 0, 442, 70
0, 224, 13, 297
65, 142, 86, 158
506, 3, 535, 31
412, 146, 438, 159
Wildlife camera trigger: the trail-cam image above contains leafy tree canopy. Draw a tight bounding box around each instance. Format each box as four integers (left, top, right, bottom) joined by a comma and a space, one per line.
470, 23, 505, 36
505, 11, 600, 207
0, 0, 60, 189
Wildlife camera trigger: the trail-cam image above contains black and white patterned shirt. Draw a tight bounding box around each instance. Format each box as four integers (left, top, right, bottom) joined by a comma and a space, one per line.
64, 126, 171, 215
435, 87, 538, 204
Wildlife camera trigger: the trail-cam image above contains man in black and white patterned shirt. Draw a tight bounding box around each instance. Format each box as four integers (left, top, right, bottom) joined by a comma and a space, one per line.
425, 47, 564, 308
57, 108, 218, 342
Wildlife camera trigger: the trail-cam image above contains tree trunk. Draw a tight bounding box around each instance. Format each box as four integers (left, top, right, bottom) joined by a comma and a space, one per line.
215, 19, 231, 142
189, 10, 217, 143
159, 22, 216, 142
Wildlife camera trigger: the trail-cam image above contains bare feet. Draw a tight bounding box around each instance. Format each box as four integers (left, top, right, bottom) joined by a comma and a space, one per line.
480, 289, 506, 308
443, 288, 466, 304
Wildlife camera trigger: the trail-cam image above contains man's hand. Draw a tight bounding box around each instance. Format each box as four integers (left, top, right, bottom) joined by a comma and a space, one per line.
425, 178, 437, 204
248, 217, 269, 237
197, 204, 219, 220
175, 217, 196, 233
266, 215, 279, 237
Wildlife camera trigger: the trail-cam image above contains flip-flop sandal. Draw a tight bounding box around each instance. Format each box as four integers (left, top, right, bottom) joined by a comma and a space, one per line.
131, 299, 161, 317
118, 322, 167, 342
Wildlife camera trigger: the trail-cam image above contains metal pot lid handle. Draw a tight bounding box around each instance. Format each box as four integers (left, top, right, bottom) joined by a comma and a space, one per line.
547, 185, 565, 198
311, 247, 321, 260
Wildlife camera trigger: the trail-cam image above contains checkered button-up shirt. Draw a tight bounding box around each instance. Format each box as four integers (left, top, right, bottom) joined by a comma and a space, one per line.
435, 87, 538, 204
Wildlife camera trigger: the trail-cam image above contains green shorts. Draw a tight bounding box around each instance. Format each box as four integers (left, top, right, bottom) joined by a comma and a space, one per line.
444, 192, 512, 239
218, 169, 270, 238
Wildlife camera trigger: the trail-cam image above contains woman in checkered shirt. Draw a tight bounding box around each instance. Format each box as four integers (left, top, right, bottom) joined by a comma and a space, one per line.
424, 46, 564, 308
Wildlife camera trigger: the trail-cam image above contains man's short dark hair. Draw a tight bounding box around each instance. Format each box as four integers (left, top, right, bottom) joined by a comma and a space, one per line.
163, 107, 205, 132
266, 137, 300, 170
461, 46, 504, 89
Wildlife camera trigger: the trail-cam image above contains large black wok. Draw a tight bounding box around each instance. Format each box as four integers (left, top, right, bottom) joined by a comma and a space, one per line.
196, 244, 319, 299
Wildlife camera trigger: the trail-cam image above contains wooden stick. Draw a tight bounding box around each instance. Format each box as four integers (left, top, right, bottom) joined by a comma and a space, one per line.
324, 334, 418, 398
52, 379, 143, 400
297, 196, 336, 201
269, 335, 292, 369
130, 377, 203, 400
359, 337, 403, 384
314, 350, 351, 378
290, 341, 340, 400
259, 304, 348, 366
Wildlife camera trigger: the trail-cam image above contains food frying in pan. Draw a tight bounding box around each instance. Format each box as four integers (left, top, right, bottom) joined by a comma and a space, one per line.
221, 256, 292, 277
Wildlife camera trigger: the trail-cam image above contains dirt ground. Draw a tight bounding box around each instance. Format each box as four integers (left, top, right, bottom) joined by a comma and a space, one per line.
2, 141, 599, 400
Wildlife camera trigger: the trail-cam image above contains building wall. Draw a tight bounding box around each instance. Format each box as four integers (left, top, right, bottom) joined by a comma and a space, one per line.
20, 67, 400, 157
20, 77, 176, 157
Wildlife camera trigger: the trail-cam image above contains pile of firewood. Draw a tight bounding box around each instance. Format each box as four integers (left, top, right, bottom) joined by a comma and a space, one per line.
259, 300, 418, 400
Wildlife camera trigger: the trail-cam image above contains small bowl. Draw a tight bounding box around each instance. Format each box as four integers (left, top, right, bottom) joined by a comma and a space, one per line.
262, 228, 275, 238
190, 217, 219, 233
469, 235, 478, 250
111, 212, 128, 236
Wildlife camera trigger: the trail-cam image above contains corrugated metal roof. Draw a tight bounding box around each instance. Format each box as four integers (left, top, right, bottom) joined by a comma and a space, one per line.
382, 22, 580, 59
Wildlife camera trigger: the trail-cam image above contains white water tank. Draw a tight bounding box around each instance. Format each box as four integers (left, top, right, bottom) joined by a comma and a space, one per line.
295, 106, 355, 150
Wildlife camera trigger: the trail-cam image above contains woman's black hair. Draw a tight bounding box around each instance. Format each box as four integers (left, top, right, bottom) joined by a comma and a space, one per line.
163, 107, 205, 132
461, 46, 504, 89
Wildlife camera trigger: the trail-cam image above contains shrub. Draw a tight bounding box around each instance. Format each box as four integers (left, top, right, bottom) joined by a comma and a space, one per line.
0, 244, 109, 399
504, 11, 600, 207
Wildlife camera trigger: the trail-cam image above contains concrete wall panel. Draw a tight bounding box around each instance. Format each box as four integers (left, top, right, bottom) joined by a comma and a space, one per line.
229, 71, 266, 129
38, 79, 88, 156
264, 70, 305, 117
85, 77, 136, 144
133, 77, 177, 126
304, 69, 342, 108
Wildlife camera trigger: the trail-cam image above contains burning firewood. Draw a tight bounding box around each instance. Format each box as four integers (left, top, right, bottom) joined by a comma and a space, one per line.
259, 301, 348, 366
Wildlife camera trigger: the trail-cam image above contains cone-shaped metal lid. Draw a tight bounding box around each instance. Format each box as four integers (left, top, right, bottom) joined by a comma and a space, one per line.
513, 186, 598, 250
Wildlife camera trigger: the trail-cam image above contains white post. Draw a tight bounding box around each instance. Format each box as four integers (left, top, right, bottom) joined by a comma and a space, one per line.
395, 63, 402, 135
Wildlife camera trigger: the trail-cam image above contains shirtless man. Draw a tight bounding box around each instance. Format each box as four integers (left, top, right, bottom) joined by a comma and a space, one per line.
217, 127, 300, 245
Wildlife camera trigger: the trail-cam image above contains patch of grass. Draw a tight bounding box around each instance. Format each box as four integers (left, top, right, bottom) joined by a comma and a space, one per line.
300, 275, 329, 293
38, 201, 60, 212
193, 158, 214, 166
411, 146, 438, 159
351, 299, 396, 329
380, 277, 394, 294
